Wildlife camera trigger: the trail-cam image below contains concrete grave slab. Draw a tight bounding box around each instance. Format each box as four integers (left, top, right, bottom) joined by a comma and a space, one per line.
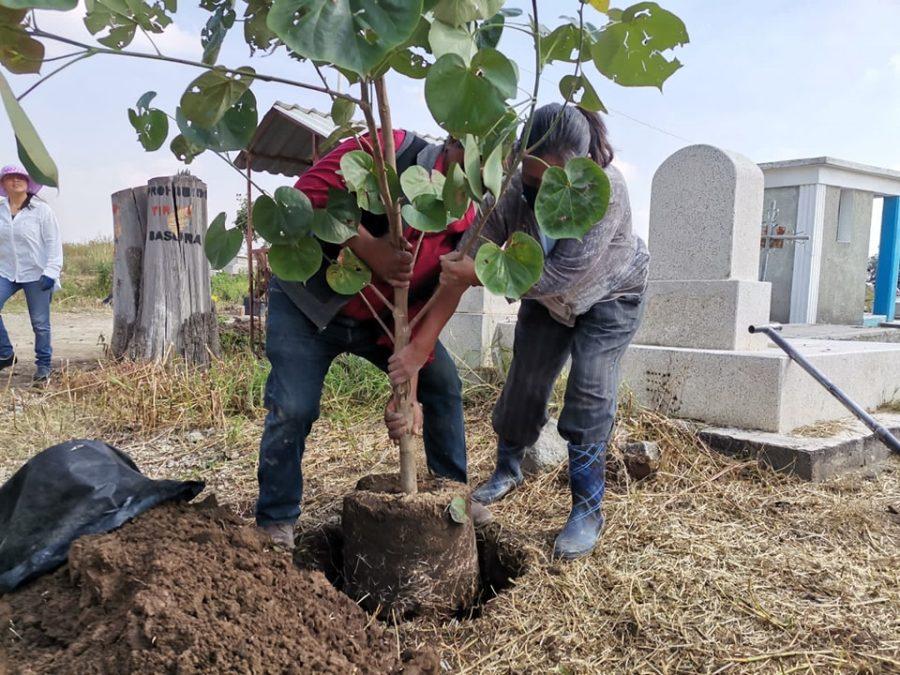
700, 413, 900, 481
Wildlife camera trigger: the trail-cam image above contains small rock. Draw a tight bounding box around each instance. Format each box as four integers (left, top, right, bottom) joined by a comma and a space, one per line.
622, 441, 661, 480
187, 431, 205, 444
521, 419, 567, 476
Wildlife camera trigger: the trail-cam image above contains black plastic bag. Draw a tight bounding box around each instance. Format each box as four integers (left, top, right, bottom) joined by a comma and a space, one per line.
0, 439, 204, 593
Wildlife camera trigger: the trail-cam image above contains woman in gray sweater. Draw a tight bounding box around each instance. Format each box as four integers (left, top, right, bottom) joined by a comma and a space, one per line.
388, 104, 648, 559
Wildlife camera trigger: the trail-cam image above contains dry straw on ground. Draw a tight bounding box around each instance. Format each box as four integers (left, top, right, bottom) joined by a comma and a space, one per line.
1, 359, 898, 673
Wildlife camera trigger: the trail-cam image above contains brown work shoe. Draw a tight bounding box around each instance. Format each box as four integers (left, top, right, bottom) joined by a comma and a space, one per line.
258, 522, 295, 550
470, 501, 494, 528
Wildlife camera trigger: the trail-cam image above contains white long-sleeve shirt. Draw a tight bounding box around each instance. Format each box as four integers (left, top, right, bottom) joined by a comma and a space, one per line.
0, 197, 63, 285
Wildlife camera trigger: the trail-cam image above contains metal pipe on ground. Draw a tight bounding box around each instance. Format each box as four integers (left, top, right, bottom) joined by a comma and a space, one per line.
749, 323, 900, 454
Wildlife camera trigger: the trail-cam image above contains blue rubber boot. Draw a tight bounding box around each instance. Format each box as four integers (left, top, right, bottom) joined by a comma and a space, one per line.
553, 443, 607, 560
471, 439, 526, 505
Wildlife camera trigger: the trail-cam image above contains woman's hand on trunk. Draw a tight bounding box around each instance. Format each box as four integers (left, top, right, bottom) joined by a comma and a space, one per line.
351, 231, 413, 288
439, 251, 477, 288
384, 397, 423, 443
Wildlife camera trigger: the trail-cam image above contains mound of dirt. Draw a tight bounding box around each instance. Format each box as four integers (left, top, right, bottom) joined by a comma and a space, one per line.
0, 498, 437, 674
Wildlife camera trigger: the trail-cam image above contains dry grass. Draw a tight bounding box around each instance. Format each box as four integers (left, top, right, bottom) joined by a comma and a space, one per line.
1, 357, 898, 673
791, 419, 855, 438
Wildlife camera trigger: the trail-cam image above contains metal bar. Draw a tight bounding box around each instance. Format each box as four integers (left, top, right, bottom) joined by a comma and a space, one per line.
873, 196, 900, 321
749, 323, 900, 454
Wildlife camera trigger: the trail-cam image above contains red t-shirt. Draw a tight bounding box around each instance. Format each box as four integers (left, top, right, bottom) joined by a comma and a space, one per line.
293, 130, 476, 348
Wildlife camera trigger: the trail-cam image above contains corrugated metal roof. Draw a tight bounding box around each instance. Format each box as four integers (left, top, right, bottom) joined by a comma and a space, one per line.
235, 101, 444, 178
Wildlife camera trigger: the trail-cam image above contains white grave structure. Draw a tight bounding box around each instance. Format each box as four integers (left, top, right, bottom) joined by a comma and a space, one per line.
621, 145, 900, 436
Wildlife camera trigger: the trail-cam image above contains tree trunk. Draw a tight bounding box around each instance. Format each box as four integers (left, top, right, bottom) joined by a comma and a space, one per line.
111, 175, 220, 365
110, 186, 148, 360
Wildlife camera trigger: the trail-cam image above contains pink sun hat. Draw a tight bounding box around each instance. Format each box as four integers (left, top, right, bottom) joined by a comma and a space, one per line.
0, 165, 42, 198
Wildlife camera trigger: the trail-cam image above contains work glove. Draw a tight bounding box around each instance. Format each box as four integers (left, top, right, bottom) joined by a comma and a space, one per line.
39, 275, 55, 291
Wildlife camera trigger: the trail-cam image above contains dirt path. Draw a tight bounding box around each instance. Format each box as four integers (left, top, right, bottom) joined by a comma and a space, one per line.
0, 309, 112, 387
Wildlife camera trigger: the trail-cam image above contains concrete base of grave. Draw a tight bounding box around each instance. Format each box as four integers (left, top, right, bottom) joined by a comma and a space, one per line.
440, 287, 519, 370
620, 338, 900, 434
634, 279, 771, 351
699, 413, 900, 481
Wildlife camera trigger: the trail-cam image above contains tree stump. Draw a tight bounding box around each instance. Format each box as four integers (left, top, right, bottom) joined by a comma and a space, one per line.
342, 474, 480, 619
110, 186, 148, 359
111, 175, 220, 364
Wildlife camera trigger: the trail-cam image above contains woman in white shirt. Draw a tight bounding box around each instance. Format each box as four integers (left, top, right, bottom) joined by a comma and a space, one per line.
0, 165, 63, 383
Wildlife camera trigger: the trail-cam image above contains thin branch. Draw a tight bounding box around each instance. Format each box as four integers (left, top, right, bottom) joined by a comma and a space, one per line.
139, 26, 163, 56
212, 151, 270, 195
357, 291, 395, 344
411, 230, 425, 268
28, 28, 363, 104
365, 282, 395, 313
408, 290, 440, 331
16, 52, 94, 101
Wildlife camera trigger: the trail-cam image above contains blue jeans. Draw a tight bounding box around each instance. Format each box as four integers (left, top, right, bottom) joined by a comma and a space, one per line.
255, 281, 468, 526
0, 276, 53, 369
492, 295, 645, 448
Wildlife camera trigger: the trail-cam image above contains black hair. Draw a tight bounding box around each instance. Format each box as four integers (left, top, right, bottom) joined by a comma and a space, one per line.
523, 103, 614, 168
21, 192, 36, 210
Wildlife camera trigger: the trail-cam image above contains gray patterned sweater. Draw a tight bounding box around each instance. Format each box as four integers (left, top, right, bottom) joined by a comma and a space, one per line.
460, 165, 649, 326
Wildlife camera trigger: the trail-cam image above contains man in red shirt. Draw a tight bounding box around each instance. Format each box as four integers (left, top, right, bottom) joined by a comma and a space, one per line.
256, 130, 477, 548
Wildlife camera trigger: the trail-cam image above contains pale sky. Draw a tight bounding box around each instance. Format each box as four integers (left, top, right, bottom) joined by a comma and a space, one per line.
2, 0, 899, 257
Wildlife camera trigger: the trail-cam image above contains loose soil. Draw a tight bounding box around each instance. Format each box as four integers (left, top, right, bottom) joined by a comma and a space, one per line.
0, 498, 437, 674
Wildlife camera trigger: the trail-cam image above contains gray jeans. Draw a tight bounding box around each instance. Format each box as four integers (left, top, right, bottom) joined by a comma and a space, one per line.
493, 295, 645, 448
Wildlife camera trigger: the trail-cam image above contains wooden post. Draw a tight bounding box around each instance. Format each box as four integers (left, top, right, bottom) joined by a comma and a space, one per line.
114, 174, 220, 364
110, 186, 148, 359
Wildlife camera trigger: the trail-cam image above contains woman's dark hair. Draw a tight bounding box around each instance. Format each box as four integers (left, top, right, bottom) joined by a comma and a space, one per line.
21, 192, 36, 210
523, 103, 614, 168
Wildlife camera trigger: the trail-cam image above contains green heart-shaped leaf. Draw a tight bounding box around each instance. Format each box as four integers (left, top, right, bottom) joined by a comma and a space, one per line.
558, 74, 606, 112
428, 19, 476, 63
475, 11, 503, 50
442, 163, 469, 219
539, 23, 581, 65
389, 49, 430, 79
128, 91, 168, 151
175, 89, 257, 152
447, 495, 468, 524
0, 18, 44, 75
402, 195, 449, 233
128, 107, 169, 151
274, 185, 313, 237
0, 71, 58, 187
326, 247, 371, 294
311, 187, 360, 244
472, 47, 517, 99
181, 66, 255, 129
400, 164, 445, 202
475, 231, 543, 299
268, 238, 323, 282
267, 0, 423, 76
482, 141, 502, 198
425, 52, 510, 136
83, 0, 173, 50
243, 0, 278, 54
204, 212, 243, 270
463, 135, 483, 201
535, 157, 611, 240
251, 195, 288, 244
201, 5, 235, 65
170, 134, 204, 164
433, 0, 502, 26
339, 149, 376, 192
591, 1, 688, 89
330, 98, 355, 126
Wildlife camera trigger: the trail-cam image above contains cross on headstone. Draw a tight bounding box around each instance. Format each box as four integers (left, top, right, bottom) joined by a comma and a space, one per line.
759, 199, 809, 283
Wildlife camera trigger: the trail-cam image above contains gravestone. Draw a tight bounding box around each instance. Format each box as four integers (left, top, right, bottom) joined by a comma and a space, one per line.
634, 145, 771, 350
111, 175, 219, 365
622, 144, 900, 478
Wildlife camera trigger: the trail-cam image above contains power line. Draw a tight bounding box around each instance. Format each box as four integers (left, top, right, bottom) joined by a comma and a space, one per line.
605, 106, 694, 144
